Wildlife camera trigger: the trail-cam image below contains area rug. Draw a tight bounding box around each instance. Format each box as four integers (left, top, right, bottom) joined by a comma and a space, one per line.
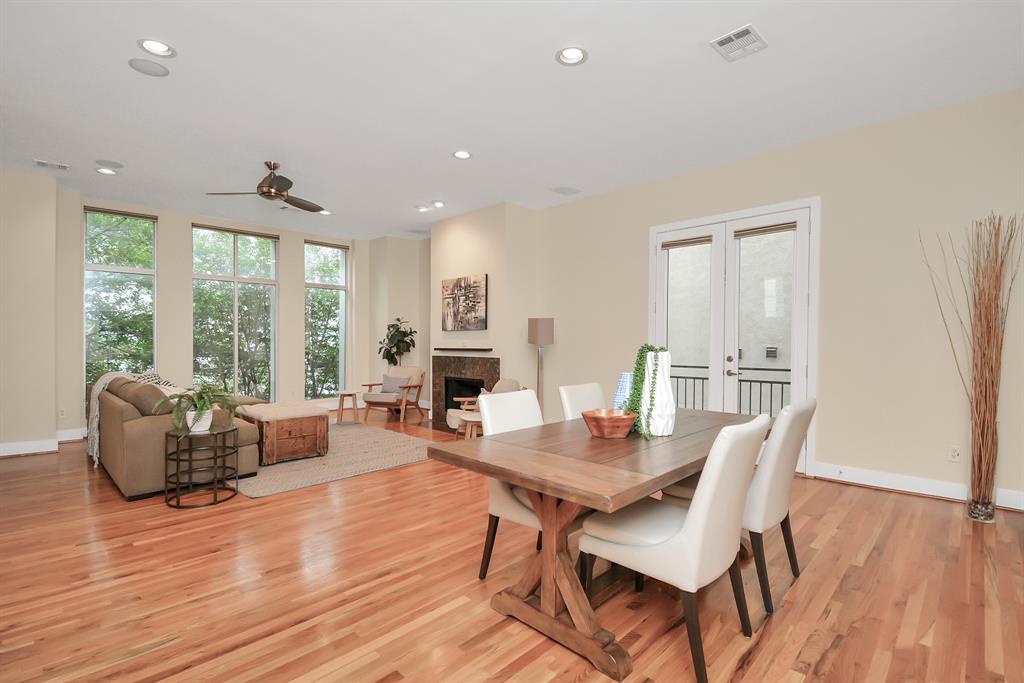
237, 423, 434, 498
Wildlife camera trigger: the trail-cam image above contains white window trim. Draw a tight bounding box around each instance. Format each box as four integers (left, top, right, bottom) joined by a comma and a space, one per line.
304, 242, 349, 399
83, 210, 158, 389
191, 226, 278, 400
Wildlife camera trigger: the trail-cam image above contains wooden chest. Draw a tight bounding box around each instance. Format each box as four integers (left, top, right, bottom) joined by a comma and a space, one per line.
246, 413, 329, 465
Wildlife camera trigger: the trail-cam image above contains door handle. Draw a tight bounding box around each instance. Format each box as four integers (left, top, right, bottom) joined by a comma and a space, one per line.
726, 369, 742, 377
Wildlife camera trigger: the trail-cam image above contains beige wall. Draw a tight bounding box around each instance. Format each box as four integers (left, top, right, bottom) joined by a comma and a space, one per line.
431, 204, 543, 395
432, 90, 1024, 504
2, 176, 434, 452
0, 169, 57, 450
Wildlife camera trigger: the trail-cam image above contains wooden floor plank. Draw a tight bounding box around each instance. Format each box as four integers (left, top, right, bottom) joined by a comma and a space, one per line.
1, 413, 1021, 682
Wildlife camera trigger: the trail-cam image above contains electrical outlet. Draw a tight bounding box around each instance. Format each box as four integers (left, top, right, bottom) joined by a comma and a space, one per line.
948, 446, 962, 463
59, 408, 66, 418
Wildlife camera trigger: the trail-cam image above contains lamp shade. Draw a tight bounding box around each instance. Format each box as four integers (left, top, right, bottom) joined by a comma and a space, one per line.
528, 317, 554, 346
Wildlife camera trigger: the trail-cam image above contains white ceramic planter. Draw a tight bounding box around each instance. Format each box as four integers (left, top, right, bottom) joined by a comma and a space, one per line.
186, 409, 213, 433
638, 350, 676, 436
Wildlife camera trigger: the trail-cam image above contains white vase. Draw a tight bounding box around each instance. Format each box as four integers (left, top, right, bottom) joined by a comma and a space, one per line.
186, 409, 213, 433
638, 351, 676, 436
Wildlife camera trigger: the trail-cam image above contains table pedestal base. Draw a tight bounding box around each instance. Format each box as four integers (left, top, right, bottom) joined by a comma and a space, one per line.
492, 491, 634, 681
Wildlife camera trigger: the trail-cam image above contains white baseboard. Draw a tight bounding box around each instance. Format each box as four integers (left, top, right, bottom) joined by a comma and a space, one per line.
0, 439, 59, 457
811, 461, 1024, 511
57, 427, 87, 442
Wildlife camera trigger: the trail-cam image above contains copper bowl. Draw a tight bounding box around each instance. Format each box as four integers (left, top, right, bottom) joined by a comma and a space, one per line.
582, 408, 636, 439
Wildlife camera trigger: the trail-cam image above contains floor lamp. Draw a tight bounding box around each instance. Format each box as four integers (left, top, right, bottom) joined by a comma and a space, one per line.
528, 318, 554, 412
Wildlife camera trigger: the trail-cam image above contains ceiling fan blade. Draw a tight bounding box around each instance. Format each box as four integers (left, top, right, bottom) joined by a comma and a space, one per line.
284, 195, 323, 212
206, 192, 259, 195
270, 174, 293, 192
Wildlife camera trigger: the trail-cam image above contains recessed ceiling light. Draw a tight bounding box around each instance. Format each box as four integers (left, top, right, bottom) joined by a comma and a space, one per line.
452, 150, 472, 160
138, 39, 176, 58
556, 47, 587, 66
319, 210, 331, 215
416, 206, 430, 213
128, 58, 170, 77
96, 167, 117, 176
432, 200, 445, 208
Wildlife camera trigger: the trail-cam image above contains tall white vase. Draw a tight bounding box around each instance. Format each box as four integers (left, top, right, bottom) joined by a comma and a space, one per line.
638, 350, 676, 436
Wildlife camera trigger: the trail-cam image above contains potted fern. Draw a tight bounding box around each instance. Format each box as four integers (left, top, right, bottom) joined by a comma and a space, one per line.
378, 317, 417, 366
156, 383, 238, 434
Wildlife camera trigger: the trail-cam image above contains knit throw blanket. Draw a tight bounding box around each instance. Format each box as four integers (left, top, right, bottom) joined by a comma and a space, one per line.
86, 372, 133, 467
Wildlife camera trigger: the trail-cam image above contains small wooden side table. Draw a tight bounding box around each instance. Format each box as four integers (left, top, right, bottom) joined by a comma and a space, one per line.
336, 392, 359, 424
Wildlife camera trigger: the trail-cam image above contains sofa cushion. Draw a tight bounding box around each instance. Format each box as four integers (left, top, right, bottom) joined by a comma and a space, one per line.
236, 403, 329, 421
363, 392, 400, 404
119, 382, 171, 416
107, 377, 136, 398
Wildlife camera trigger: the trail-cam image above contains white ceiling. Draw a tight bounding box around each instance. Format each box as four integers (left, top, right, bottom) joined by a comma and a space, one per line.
1, 1, 1021, 239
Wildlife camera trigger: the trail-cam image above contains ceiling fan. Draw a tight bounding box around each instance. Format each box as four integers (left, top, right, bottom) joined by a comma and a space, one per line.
207, 161, 325, 212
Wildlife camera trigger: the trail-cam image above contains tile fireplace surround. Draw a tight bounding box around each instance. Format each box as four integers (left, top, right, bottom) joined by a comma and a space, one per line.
431, 355, 500, 432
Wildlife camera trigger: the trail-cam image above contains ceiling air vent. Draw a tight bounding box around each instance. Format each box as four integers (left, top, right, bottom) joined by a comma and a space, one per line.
710, 24, 767, 62
549, 186, 582, 196
34, 159, 70, 171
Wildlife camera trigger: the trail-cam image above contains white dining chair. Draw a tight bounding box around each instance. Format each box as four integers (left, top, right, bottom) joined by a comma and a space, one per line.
558, 382, 606, 420
475, 389, 546, 579
662, 399, 817, 614
578, 415, 771, 683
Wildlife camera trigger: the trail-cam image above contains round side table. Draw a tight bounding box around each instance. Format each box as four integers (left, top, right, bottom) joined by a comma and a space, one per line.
165, 425, 239, 509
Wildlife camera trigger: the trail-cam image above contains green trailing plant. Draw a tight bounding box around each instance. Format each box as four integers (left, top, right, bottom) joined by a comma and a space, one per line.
626, 343, 667, 439
378, 318, 417, 366
156, 383, 238, 433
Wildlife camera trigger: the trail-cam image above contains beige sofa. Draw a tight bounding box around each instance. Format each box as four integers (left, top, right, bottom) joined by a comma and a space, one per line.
96, 377, 265, 500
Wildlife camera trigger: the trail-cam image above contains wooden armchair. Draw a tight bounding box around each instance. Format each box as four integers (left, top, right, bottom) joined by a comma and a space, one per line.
362, 366, 426, 422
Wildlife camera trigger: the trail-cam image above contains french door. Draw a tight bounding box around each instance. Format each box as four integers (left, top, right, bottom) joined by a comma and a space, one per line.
651, 201, 816, 470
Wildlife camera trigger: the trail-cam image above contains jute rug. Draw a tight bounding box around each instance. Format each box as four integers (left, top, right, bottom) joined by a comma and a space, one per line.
237, 423, 433, 498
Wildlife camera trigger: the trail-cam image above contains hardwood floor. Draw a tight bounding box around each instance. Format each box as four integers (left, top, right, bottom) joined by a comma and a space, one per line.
1, 413, 1021, 682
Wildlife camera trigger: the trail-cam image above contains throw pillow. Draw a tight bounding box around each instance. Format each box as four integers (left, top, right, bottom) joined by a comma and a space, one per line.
134, 369, 176, 387
381, 374, 405, 393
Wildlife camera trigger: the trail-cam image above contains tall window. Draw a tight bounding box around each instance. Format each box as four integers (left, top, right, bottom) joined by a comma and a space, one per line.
192, 226, 277, 400
84, 209, 156, 385
304, 242, 347, 398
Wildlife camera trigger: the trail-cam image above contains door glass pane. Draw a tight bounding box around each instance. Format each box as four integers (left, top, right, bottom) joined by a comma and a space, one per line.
304, 288, 346, 398
304, 243, 345, 285
192, 279, 235, 391
85, 212, 154, 269
665, 243, 711, 409
237, 283, 274, 400
736, 230, 794, 416
85, 271, 154, 384
237, 234, 276, 279
192, 227, 234, 276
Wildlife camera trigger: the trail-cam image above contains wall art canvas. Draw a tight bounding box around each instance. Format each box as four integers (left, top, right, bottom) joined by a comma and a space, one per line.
442, 274, 488, 331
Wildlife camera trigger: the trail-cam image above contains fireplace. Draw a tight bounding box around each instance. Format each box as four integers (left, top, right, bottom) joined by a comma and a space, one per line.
445, 377, 485, 413
431, 355, 500, 432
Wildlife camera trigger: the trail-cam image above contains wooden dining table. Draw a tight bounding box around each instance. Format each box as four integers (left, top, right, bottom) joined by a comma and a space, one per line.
427, 407, 757, 681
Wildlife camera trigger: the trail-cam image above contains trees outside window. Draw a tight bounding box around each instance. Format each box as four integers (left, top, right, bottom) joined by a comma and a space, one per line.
304, 243, 347, 399
192, 227, 276, 400
84, 210, 156, 386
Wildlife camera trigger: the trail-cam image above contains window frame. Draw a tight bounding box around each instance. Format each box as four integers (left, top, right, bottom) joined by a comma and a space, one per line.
191, 224, 279, 400
83, 208, 158, 389
303, 240, 349, 399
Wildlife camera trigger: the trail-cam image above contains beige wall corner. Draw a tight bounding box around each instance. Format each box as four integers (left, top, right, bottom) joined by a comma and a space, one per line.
0, 168, 57, 449
55, 188, 84, 432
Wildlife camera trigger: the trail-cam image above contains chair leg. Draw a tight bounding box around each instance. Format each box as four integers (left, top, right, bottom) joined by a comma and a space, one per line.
781, 513, 800, 577
478, 514, 500, 580
680, 590, 708, 683
749, 531, 774, 614
579, 551, 593, 597
728, 554, 753, 637
363, 403, 371, 423
536, 531, 543, 552
634, 571, 646, 592
399, 401, 407, 421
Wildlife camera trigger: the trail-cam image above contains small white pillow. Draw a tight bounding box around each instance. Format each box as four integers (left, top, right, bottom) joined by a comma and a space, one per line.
381, 374, 405, 393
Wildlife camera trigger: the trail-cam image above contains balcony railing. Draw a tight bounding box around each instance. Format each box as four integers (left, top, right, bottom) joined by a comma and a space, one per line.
669, 364, 791, 417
